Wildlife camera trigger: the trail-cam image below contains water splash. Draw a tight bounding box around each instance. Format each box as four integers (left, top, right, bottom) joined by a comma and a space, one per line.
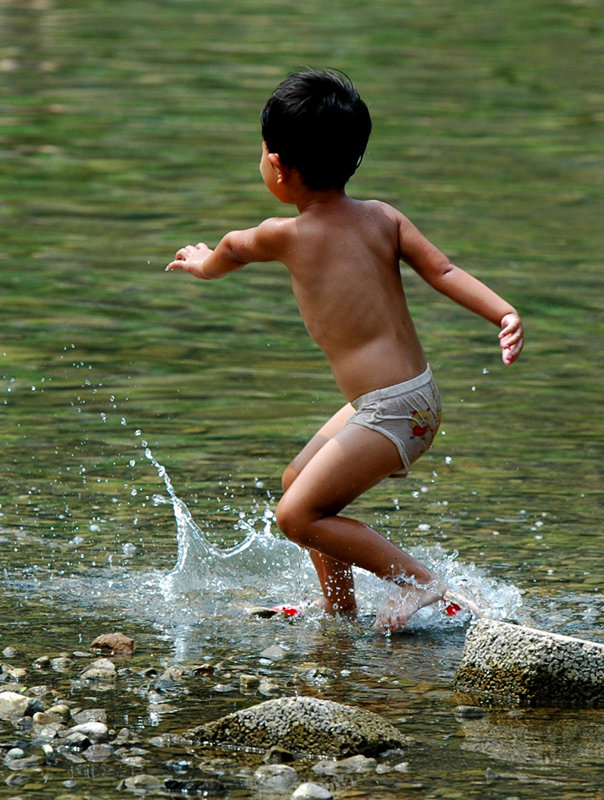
143, 446, 307, 605
143, 446, 522, 630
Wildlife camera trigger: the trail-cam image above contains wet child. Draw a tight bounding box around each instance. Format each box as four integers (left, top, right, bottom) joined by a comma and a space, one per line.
166, 69, 524, 633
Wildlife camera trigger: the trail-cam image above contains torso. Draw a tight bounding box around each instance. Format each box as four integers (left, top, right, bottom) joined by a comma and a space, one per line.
276, 197, 427, 400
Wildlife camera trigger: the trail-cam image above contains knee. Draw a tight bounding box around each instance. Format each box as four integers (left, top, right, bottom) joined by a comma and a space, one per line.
275, 494, 315, 548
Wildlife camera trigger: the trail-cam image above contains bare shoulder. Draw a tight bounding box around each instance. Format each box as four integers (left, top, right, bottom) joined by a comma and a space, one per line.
235, 215, 297, 263
365, 199, 409, 227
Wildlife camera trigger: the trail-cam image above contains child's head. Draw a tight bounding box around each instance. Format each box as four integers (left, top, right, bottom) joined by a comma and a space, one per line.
260, 69, 372, 191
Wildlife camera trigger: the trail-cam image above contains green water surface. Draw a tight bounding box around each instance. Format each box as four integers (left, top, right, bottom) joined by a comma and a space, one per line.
1, 0, 602, 798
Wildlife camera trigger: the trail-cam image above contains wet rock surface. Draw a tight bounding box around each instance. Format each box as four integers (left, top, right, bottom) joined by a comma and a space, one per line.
455, 619, 604, 706
190, 695, 410, 756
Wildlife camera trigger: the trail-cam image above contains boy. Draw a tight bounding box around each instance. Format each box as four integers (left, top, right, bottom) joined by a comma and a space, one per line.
166, 69, 524, 633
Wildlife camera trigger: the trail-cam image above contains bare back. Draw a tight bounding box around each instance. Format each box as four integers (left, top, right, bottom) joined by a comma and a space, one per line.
277, 197, 427, 400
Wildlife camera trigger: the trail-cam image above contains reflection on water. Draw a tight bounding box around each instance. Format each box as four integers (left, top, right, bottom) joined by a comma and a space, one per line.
1, 0, 603, 796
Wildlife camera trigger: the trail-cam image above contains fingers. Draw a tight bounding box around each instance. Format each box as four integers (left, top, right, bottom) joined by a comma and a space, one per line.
500, 333, 524, 365
498, 312, 524, 365
165, 244, 196, 272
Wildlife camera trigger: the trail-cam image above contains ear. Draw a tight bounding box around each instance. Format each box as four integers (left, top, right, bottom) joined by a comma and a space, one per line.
268, 153, 290, 184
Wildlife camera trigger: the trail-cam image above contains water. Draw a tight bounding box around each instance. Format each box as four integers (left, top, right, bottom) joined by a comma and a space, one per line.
1, 0, 603, 797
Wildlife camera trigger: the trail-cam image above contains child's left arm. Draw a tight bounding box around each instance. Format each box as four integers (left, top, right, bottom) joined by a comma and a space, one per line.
398, 214, 524, 365
166, 218, 288, 280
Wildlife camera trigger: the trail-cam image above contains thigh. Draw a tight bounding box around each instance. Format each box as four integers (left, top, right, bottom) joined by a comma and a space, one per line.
282, 421, 403, 518
284, 402, 356, 484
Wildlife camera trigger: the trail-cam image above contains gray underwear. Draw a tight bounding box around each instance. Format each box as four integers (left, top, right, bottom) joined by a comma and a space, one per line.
346, 365, 441, 477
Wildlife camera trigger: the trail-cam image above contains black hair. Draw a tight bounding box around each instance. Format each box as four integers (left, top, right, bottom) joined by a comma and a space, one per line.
260, 69, 372, 191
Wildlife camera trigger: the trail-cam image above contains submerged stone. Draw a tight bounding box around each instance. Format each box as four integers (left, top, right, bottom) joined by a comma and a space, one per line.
190, 696, 409, 757
0, 691, 31, 720
90, 632, 134, 655
455, 619, 604, 706
254, 764, 298, 789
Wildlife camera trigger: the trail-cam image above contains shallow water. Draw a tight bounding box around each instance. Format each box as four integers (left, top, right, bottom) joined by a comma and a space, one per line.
1, 0, 603, 797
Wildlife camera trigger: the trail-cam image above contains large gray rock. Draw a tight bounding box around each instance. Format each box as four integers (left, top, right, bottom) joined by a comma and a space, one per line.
455, 619, 604, 706
189, 696, 409, 756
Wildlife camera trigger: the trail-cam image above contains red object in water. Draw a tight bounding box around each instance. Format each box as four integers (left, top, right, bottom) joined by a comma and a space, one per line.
444, 602, 462, 616
271, 605, 300, 617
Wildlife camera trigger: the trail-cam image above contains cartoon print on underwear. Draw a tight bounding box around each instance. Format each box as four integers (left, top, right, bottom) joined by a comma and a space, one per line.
411, 407, 441, 438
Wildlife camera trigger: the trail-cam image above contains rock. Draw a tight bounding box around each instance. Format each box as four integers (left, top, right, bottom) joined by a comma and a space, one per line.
0, 691, 31, 720
312, 754, 377, 775
1, 664, 27, 681
90, 632, 134, 655
190, 663, 215, 676
2, 646, 18, 658
291, 782, 334, 799
246, 606, 280, 618
260, 645, 287, 661
120, 774, 163, 792
164, 778, 224, 795
455, 619, 604, 706
239, 674, 260, 689
263, 745, 296, 763
50, 657, 74, 673
61, 731, 91, 752
80, 658, 117, 683
190, 696, 409, 757
254, 764, 298, 789
67, 721, 109, 742
296, 665, 337, 684
72, 708, 107, 724
4, 753, 43, 770
32, 721, 64, 740
258, 678, 281, 696
83, 743, 113, 761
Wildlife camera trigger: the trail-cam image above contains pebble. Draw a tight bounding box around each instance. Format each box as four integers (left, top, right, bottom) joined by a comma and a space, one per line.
82, 743, 113, 762
120, 774, 163, 792
47, 704, 71, 721
67, 721, 109, 742
239, 673, 260, 689
254, 764, 299, 789
291, 781, 334, 799
258, 678, 281, 696
80, 658, 117, 682
0, 691, 31, 720
1, 664, 27, 681
51, 657, 74, 673
72, 708, 107, 724
260, 645, 287, 661
313, 755, 377, 775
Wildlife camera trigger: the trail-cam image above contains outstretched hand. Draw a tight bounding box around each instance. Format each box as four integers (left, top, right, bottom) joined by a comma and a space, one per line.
498, 311, 524, 365
165, 243, 213, 279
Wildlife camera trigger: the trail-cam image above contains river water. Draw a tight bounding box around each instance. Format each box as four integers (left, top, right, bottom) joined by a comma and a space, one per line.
1, 0, 602, 798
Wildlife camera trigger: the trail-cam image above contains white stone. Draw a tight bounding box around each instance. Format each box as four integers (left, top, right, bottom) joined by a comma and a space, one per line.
291, 782, 334, 799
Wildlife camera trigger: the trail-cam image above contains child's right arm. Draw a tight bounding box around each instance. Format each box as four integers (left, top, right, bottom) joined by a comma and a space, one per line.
165, 218, 289, 280
397, 213, 524, 365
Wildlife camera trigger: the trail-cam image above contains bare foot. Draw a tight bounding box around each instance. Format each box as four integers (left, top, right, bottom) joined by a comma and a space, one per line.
375, 579, 446, 633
